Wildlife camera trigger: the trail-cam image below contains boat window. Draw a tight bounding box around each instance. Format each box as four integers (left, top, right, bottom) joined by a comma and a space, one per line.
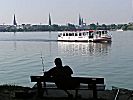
69, 33, 72, 36
75, 33, 78, 36
79, 33, 82, 36
72, 33, 74, 36
97, 31, 101, 34
66, 33, 68, 36
102, 31, 105, 34
63, 33, 65, 36
58, 33, 62, 37
83, 32, 86, 36
99, 32, 101, 36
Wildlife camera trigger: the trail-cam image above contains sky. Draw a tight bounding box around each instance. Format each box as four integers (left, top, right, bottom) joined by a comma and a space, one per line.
0, 0, 132, 25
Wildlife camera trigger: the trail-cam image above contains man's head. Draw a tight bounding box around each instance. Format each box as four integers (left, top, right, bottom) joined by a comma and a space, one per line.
54, 58, 62, 67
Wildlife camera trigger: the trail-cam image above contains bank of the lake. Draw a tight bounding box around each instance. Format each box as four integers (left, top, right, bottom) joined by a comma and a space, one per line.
0, 84, 132, 100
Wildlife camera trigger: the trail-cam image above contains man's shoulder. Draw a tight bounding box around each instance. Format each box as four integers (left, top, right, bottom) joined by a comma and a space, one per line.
63, 65, 73, 74
64, 65, 71, 69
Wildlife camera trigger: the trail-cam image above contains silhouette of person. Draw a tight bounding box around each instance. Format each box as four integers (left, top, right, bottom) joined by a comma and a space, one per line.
44, 58, 79, 97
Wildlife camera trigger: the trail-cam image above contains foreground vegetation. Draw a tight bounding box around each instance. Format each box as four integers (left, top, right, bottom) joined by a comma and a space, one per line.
0, 84, 132, 100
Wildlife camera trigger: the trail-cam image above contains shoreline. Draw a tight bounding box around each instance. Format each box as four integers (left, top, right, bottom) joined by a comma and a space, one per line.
0, 84, 132, 100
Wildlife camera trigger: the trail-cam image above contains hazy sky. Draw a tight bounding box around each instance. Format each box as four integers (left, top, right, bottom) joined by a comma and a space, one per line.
0, 0, 132, 25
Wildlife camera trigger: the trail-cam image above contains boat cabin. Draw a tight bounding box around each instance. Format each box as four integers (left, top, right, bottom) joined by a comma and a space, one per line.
58, 30, 111, 42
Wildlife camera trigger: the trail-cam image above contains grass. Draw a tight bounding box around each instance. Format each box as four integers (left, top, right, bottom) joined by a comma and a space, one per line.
0, 84, 30, 92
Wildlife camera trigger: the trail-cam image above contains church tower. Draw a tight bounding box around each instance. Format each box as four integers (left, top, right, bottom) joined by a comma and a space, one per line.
79, 14, 82, 26
13, 14, 17, 26
48, 13, 52, 26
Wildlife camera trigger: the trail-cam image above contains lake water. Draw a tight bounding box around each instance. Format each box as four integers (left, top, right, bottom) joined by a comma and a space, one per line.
0, 31, 133, 89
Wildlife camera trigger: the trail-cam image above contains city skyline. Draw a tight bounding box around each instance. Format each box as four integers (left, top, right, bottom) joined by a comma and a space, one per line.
0, 0, 132, 25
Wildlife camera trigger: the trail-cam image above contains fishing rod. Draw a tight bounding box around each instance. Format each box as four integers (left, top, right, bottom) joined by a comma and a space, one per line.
40, 52, 45, 74
40, 52, 48, 95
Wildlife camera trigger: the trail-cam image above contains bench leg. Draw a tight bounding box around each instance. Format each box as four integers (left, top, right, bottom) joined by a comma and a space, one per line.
37, 82, 44, 97
43, 82, 48, 95
75, 89, 78, 98
93, 84, 97, 99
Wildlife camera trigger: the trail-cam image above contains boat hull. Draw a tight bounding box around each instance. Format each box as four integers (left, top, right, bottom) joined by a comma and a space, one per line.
91, 37, 112, 43
58, 38, 111, 42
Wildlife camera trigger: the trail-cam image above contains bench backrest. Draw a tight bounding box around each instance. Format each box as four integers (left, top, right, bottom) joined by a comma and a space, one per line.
30, 76, 104, 84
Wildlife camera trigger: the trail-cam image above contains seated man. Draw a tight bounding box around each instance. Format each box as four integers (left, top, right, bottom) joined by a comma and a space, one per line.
44, 58, 79, 97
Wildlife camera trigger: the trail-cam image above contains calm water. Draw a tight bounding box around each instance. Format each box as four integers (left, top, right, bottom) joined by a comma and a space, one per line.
0, 31, 133, 89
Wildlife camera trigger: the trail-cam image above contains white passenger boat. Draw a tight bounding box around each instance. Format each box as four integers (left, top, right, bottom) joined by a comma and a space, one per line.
58, 30, 112, 42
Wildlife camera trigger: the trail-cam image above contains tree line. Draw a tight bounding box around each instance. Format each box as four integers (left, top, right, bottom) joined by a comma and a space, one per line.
1, 22, 133, 32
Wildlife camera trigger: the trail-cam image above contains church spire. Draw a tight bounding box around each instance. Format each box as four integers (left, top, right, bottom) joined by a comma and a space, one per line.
49, 13, 52, 26
81, 18, 84, 25
79, 14, 82, 26
13, 14, 17, 26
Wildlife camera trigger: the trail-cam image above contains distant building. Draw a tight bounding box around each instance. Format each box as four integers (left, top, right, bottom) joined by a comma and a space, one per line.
48, 13, 52, 26
13, 14, 17, 26
78, 14, 86, 26
79, 14, 82, 26
0, 25, 7, 31
81, 18, 84, 25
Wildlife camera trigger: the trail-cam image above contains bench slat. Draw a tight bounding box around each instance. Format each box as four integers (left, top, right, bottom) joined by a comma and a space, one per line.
30, 76, 104, 84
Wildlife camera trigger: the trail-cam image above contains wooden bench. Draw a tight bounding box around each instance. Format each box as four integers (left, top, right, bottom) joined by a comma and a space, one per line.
30, 76, 105, 99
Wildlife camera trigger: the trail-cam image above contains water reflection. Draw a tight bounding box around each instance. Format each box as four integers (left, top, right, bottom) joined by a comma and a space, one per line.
58, 42, 111, 56
13, 32, 17, 50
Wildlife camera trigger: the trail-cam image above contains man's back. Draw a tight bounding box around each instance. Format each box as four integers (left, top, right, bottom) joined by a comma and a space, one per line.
53, 66, 79, 89
44, 58, 79, 97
